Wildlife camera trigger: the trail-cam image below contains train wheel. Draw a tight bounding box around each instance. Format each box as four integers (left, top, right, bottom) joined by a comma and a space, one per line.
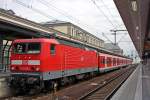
69, 76, 76, 84
51, 81, 58, 92
28, 82, 44, 95
44, 80, 53, 92
29, 85, 42, 95
60, 77, 69, 86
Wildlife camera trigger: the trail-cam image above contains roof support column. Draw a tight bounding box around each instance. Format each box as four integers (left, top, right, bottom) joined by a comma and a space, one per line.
0, 34, 3, 70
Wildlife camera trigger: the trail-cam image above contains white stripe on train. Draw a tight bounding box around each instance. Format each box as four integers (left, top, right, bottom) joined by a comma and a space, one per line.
11, 60, 40, 65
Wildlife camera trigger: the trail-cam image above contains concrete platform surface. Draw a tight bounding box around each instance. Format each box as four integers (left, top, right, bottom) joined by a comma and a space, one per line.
0, 77, 14, 99
0, 71, 13, 99
142, 63, 150, 100
111, 64, 142, 100
111, 63, 150, 100
0, 72, 10, 78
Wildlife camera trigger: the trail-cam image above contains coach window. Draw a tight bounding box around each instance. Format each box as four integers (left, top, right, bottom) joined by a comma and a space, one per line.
50, 44, 56, 55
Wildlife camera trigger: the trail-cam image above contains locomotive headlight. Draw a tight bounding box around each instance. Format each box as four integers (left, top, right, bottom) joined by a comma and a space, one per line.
35, 67, 40, 71
11, 66, 15, 70
31, 66, 40, 71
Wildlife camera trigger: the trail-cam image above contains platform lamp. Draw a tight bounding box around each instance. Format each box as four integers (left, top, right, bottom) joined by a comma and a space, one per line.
131, 0, 138, 12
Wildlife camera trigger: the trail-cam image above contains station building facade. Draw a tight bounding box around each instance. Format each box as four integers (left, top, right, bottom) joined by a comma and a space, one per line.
104, 43, 123, 55
42, 20, 104, 48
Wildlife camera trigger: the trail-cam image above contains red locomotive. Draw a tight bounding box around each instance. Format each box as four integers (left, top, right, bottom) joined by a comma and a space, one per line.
10, 38, 132, 92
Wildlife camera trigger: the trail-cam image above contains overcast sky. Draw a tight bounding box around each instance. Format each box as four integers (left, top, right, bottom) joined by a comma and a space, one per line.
0, 0, 138, 57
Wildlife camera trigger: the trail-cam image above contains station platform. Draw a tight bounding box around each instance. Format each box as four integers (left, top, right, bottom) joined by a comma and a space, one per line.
111, 63, 150, 100
0, 71, 10, 78
0, 71, 12, 99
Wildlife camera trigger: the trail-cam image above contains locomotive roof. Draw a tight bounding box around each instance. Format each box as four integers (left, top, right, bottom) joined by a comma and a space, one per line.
13, 38, 132, 60
13, 38, 59, 44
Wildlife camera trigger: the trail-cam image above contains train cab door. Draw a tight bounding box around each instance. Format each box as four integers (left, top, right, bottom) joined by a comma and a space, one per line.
49, 43, 60, 72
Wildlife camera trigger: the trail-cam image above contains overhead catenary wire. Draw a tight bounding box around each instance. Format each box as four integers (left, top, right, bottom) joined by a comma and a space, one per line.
117, 33, 128, 43
38, 0, 93, 30
99, 0, 121, 28
90, 0, 117, 30
13, 0, 131, 47
102, 32, 113, 43
39, 0, 129, 46
37, 0, 104, 37
96, 0, 130, 44
14, 0, 58, 20
90, 0, 120, 42
5, 0, 137, 57
37, 0, 109, 40
14, 0, 104, 39
91, 0, 129, 45
29, 0, 33, 8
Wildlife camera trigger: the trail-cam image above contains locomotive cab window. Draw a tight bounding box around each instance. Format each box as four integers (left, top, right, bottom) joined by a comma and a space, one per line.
27, 43, 40, 54
14, 43, 26, 54
13, 42, 40, 54
50, 44, 56, 55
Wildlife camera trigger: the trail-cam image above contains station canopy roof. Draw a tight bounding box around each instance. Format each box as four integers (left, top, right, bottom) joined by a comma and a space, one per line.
114, 0, 150, 59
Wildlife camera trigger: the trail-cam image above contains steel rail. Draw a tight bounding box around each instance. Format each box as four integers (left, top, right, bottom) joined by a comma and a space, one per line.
78, 67, 135, 100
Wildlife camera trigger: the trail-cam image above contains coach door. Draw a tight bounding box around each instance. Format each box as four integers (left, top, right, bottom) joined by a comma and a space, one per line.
113, 58, 116, 66
99, 56, 105, 68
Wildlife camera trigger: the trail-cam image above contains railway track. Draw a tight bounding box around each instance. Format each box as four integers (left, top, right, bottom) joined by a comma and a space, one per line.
79, 66, 135, 100
2, 65, 136, 100
52, 65, 136, 100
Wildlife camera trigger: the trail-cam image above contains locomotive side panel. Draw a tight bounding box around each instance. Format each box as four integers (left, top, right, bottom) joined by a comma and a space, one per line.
61, 45, 98, 76
41, 42, 63, 72
41, 43, 98, 80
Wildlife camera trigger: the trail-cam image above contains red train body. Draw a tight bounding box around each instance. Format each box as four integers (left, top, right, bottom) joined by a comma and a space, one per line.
10, 38, 132, 91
